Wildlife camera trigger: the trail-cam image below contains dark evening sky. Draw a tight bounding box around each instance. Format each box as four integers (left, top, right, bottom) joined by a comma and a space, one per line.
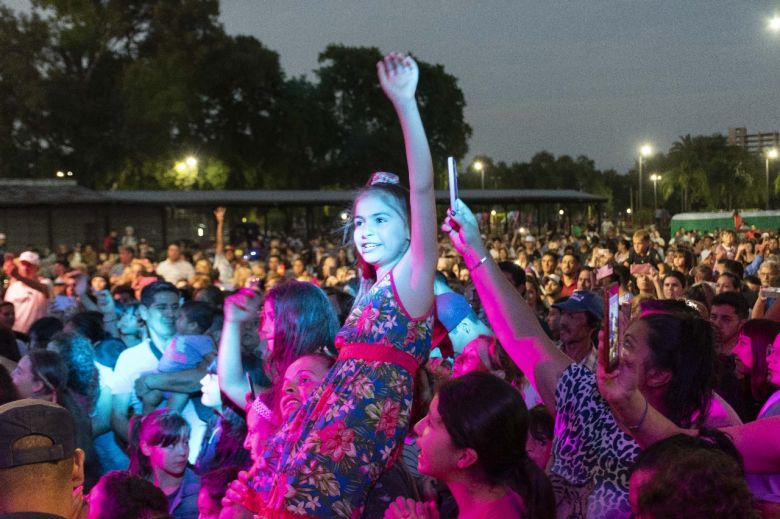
9, 1, 780, 172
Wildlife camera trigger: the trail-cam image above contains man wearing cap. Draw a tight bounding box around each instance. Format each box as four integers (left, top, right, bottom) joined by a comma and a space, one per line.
523, 235, 541, 261
3, 251, 51, 334
552, 290, 603, 371
0, 399, 85, 518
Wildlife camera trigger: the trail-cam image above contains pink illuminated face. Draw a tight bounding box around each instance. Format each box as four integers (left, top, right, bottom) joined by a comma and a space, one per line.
353, 193, 409, 271
244, 408, 275, 464
767, 335, 780, 388
452, 340, 489, 378
280, 356, 330, 421
629, 468, 654, 519
413, 396, 462, 480
733, 332, 753, 376
258, 298, 276, 353
141, 429, 189, 479
526, 433, 552, 470
197, 486, 220, 519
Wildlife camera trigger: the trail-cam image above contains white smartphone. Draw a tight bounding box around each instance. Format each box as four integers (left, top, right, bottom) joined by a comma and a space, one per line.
447, 156, 458, 210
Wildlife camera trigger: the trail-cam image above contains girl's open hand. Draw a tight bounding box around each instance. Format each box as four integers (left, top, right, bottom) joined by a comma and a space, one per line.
377, 52, 418, 105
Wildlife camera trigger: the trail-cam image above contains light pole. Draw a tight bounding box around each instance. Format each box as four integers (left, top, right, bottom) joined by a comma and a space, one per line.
766, 148, 778, 210
638, 144, 653, 211
650, 173, 662, 213
473, 160, 485, 190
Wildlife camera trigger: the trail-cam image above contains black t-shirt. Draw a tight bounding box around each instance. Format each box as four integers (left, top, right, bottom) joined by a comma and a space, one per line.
626, 248, 663, 266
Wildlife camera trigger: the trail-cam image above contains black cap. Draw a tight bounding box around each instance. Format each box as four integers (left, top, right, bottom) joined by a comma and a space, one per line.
0, 399, 75, 469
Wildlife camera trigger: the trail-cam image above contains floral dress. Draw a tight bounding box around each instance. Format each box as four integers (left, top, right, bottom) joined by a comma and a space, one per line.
253, 271, 432, 518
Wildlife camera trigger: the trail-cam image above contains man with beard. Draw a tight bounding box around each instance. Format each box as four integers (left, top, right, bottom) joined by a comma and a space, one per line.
710, 292, 751, 421
551, 290, 602, 371
559, 253, 580, 297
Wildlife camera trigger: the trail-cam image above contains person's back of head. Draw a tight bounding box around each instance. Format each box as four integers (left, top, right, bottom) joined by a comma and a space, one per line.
66, 311, 106, 344
48, 332, 97, 392
28, 316, 65, 350
498, 261, 526, 291
89, 470, 169, 519
630, 430, 757, 519
0, 399, 84, 515
266, 280, 339, 381
178, 300, 215, 335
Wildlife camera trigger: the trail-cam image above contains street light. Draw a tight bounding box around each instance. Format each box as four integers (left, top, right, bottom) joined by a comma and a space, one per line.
766, 148, 778, 210
638, 144, 653, 211
769, 15, 780, 31
649, 173, 662, 213
473, 160, 485, 190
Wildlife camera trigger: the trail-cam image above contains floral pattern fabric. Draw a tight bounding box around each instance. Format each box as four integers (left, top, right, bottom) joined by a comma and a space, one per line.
253, 271, 432, 518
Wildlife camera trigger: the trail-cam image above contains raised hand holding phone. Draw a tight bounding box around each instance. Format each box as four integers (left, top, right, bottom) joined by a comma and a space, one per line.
447, 156, 459, 211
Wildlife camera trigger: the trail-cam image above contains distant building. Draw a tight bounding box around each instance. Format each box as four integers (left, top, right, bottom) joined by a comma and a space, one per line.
728, 127, 780, 153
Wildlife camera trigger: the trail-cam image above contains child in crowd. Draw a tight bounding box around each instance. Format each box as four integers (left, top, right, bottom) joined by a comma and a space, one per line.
240, 52, 437, 517
141, 300, 216, 413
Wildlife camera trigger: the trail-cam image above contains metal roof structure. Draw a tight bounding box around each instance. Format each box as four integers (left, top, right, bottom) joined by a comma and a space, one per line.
0, 179, 606, 207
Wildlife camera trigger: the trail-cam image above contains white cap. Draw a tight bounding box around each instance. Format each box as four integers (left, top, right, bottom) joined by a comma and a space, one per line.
19, 251, 40, 266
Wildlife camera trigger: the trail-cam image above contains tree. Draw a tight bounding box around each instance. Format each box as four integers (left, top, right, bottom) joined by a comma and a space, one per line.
313, 45, 471, 188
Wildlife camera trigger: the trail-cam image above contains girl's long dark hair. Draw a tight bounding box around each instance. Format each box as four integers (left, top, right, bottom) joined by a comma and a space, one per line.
740, 319, 780, 402
640, 303, 717, 428
263, 281, 338, 420
128, 409, 190, 479
437, 372, 555, 519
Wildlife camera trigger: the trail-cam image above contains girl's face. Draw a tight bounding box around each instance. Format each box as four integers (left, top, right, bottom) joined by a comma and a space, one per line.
732, 332, 752, 376
525, 282, 538, 305
91, 276, 107, 292
413, 396, 463, 480
766, 335, 780, 388
142, 430, 189, 477
244, 409, 275, 463
353, 193, 409, 270
662, 276, 684, 300
452, 340, 489, 379
279, 356, 330, 421
258, 298, 276, 353
199, 373, 221, 409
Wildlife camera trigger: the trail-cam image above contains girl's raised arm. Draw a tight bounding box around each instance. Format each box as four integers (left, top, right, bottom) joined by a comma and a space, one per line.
378, 53, 436, 317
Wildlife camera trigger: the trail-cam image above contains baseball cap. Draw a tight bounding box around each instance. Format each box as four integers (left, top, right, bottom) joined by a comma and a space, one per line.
435, 292, 475, 332
0, 399, 75, 469
19, 251, 40, 266
552, 290, 603, 321
543, 273, 561, 284
524, 235, 536, 242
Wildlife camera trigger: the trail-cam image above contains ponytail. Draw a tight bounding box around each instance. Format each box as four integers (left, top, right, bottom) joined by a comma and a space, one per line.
506, 455, 555, 519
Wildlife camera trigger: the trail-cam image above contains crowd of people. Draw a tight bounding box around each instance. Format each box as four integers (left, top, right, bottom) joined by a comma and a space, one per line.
1, 54, 780, 519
